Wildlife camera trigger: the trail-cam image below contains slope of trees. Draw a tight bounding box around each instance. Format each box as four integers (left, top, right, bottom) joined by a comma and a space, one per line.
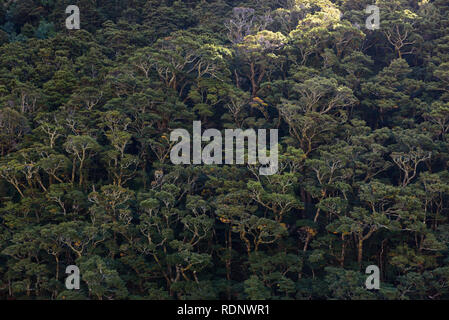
0, 0, 448, 300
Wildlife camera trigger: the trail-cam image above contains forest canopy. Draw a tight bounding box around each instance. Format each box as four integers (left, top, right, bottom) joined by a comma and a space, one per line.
0, 0, 448, 300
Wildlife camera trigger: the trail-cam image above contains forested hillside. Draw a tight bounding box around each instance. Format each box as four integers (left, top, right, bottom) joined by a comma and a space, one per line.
0, 0, 448, 300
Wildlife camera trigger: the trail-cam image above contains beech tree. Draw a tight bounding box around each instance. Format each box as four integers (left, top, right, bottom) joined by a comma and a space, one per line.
0, 0, 448, 301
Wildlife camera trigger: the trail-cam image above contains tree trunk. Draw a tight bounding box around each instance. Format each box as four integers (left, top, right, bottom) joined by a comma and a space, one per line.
357, 238, 363, 267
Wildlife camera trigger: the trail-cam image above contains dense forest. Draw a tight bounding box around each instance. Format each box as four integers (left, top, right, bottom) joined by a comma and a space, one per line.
0, 0, 448, 300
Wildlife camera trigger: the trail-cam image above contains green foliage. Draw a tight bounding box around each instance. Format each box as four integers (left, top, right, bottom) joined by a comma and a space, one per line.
0, 0, 448, 300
